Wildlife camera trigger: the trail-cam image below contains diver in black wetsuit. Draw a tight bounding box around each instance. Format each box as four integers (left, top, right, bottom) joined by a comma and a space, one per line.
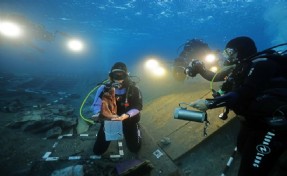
190, 36, 287, 176
173, 39, 212, 81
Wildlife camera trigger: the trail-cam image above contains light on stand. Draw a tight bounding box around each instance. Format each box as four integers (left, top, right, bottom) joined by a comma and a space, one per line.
0, 21, 23, 38
67, 39, 84, 52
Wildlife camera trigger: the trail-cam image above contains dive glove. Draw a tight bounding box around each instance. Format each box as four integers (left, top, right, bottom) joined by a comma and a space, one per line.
189, 99, 208, 111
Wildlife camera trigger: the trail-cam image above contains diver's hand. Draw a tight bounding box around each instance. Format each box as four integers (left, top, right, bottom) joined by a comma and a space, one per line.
189, 99, 208, 111
185, 60, 205, 77
111, 113, 129, 121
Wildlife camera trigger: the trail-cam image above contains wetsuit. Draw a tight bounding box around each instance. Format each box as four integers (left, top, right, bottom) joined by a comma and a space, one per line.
205, 57, 287, 175
92, 81, 143, 155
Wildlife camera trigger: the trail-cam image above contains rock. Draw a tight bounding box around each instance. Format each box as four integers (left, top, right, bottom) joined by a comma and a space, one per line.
1, 99, 23, 113
46, 126, 62, 139
50, 108, 60, 114
21, 120, 54, 133
60, 108, 74, 116
53, 116, 77, 129
6, 107, 77, 135
51, 104, 75, 116
5, 112, 42, 128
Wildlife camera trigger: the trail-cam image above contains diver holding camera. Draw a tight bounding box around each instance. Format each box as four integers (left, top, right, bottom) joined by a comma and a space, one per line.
184, 59, 235, 85
177, 36, 287, 175
173, 39, 222, 82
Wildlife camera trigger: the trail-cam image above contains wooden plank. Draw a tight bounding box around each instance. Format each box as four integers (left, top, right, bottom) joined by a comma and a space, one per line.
140, 80, 235, 160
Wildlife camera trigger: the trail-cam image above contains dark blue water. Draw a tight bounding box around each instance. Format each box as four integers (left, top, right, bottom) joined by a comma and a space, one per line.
0, 0, 286, 75
0, 2, 286, 175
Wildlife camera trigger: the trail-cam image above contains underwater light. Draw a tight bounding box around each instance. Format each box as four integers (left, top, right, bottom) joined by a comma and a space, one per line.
152, 66, 166, 77
67, 39, 84, 52
205, 54, 216, 63
144, 57, 168, 78
0, 21, 22, 38
145, 59, 159, 70
209, 66, 218, 73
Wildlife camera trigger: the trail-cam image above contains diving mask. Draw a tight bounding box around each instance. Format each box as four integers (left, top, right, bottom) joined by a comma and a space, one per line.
223, 48, 238, 65
111, 71, 127, 81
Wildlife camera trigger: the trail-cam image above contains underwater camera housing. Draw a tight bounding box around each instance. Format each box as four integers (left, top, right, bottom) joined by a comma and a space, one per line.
184, 60, 203, 77
172, 59, 203, 81
174, 102, 207, 123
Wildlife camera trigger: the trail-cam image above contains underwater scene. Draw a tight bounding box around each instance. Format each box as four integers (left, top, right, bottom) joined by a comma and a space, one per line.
0, 0, 287, 176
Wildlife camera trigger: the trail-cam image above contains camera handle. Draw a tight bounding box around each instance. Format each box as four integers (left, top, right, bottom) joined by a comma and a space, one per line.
179, 102, 189, 109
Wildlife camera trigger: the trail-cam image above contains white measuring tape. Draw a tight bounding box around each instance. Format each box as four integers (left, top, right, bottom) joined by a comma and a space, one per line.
42, 133, 124, 161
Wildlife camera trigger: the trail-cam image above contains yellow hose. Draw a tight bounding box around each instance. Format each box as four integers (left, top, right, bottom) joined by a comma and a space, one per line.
79, 79, 109, 125
209, 65, 235, 91
210, 69, 221, 91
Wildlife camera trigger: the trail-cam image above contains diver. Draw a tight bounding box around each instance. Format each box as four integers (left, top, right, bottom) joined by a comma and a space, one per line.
91, 62, 143, 157
173, 39, 211, 81
190, 36, 287, 175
